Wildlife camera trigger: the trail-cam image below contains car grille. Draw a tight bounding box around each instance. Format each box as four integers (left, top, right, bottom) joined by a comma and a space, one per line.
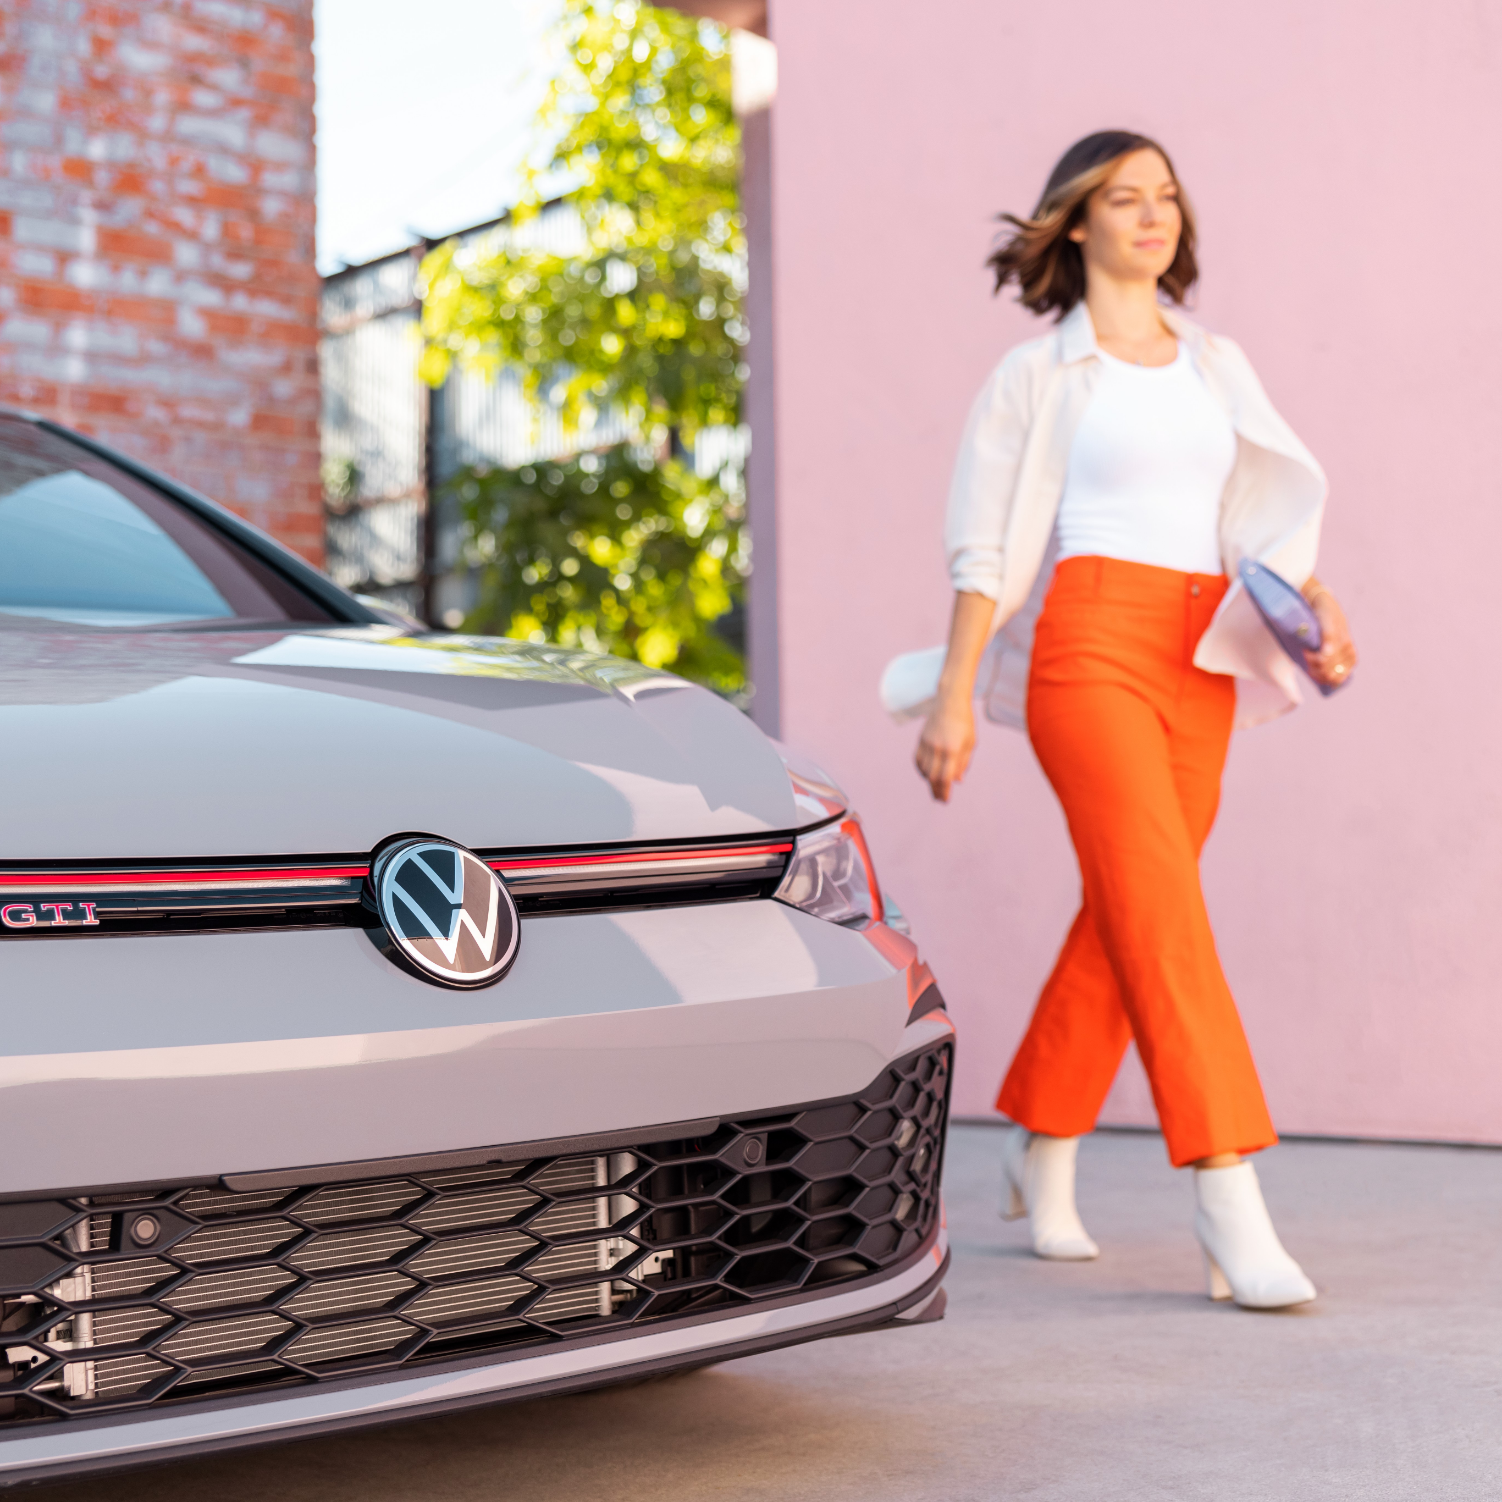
0, 1043, 949, 1423
0, 838, 793, 937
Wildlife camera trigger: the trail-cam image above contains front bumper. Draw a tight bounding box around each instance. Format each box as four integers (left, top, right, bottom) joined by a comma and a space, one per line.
0, 902, 927, 1191
0, 1039, 952, 1484
0, 1229, 948, 1485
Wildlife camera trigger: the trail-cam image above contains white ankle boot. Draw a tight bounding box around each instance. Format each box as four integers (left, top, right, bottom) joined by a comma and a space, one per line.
1001, 1126, 1099, 1261
1194, 1161, 1315, 1308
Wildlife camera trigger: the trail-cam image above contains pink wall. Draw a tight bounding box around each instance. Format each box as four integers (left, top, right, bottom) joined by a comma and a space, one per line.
766, 0, 1502, 1140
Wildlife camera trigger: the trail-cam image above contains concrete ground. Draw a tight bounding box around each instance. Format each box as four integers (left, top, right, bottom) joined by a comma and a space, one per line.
35, 1126, 1502, 1501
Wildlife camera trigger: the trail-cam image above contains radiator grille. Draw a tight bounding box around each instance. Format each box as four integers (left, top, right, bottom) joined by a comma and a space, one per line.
0, 838, 793, 937
0, 1043, 949, 1424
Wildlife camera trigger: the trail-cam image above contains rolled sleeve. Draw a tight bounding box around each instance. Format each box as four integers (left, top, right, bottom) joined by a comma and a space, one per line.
943, 354, 1031, 601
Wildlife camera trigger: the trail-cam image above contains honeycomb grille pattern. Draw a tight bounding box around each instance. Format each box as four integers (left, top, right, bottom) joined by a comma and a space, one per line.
0, 1044, 949, 1422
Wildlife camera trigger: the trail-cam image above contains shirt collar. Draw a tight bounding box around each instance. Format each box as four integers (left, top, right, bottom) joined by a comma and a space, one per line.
1159, 304, 1207, 352
1058, 299, 1208, 364
1057, 301, 1097, 363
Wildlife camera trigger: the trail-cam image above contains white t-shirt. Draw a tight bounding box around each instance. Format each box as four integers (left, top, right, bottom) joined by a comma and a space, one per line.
1055, 343, 1237, 575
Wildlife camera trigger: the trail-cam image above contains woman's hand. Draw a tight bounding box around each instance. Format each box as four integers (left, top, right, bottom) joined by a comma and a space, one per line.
914, 591, 994, 802
916, 694, 977, 803
1302, 577, 1357, 688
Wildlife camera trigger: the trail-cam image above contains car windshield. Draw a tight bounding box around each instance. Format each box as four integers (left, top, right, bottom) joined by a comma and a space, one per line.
0, 416, 331, 628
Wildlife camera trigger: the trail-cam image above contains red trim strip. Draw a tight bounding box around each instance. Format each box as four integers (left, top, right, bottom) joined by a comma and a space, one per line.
0, 843, 792, 893
493, 842, 792, 873
0, 866, 369, 887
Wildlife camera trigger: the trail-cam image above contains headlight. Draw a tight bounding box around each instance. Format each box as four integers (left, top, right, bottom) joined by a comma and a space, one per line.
774, 818, 884, 927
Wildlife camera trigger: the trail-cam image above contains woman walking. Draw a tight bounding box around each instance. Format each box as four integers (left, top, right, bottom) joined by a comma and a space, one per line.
910, 131, 1356, 1309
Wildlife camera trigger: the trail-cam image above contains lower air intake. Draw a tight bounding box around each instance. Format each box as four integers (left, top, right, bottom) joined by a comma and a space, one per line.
0, 1042, 949, 1422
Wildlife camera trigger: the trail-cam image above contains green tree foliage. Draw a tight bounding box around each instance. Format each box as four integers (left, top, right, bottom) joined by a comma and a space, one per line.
455, 446, 746, 691
418, 1, 748, 691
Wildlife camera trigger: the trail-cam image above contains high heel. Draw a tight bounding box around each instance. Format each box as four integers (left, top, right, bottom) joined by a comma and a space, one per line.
1001, 1126, 1099, 1261
1202, 1248, 1232, 1301
1001, 1141, 1026, 1222
1194, 1161, 1315, 1309
1002, 1177, 1026, 1221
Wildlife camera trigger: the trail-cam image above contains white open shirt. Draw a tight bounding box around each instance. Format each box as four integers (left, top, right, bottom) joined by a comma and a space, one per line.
882, 301, 1327, 731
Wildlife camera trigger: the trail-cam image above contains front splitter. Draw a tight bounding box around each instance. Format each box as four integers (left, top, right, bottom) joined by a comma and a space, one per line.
0, 1227, 949, 1486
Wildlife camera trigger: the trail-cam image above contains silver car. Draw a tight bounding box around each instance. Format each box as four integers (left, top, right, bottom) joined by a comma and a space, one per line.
0, 410, 952, 1483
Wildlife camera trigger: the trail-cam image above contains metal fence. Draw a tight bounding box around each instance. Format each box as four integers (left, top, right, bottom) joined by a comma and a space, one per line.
320, 244, 426, 618
319, 204, 747, 628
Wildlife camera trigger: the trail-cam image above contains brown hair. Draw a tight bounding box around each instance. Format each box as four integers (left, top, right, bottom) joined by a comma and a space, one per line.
986, 130, 1198, 318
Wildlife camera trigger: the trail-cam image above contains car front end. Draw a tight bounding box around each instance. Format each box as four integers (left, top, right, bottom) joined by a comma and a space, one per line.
0, 411, 951, 1484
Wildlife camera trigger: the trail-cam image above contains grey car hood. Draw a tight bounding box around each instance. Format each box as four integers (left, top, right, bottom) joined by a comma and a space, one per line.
0, 627, 835, 858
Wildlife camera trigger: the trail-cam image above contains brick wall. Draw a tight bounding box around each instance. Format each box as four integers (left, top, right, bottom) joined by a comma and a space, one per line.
0, 0, 322, 561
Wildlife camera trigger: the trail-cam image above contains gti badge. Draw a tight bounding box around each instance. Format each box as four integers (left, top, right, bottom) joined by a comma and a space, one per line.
369, 838, 519, 989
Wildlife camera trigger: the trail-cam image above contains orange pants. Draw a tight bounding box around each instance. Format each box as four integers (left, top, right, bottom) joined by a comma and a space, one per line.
997, 555, 1276, 1167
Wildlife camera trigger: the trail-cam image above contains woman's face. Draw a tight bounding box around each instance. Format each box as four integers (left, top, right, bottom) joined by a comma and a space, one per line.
1069, 148, 1181, 284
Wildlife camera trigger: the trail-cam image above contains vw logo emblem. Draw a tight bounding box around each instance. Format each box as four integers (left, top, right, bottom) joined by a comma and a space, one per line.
370, 838, 519, 989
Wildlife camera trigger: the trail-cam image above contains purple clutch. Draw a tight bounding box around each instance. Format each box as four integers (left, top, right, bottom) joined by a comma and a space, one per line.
1237, 559, 1345, 696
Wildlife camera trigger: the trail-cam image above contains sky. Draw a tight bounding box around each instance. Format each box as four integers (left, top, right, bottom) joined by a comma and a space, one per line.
313, 0, 559, 273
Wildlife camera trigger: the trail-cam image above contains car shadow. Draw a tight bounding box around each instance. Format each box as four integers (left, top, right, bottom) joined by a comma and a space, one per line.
32, 1363, 946, 1502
